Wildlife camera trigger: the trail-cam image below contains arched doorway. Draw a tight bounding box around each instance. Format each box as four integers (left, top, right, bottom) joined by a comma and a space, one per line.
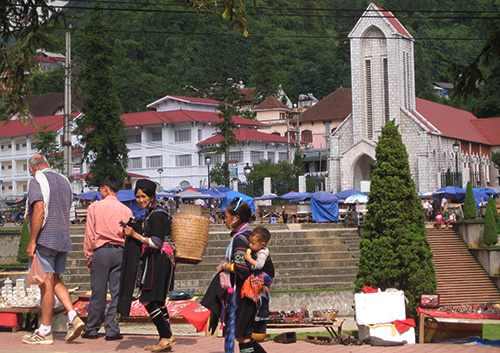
353, 154, 375, 190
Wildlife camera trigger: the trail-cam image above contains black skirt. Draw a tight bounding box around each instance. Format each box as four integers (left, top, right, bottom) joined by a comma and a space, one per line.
139, 249, 175, 303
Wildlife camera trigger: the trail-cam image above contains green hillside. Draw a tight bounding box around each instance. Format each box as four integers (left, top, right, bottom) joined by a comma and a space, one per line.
38, 0, 500, 117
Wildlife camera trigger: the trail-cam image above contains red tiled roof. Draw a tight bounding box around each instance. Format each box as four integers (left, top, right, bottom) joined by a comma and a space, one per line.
122, 110, 267, 128
471, 118, 500, 145
415, 98, 489, 144
147, 95, 220, 108
238, 87, 256, 103
253, 96, 289, 111
81, 172, 149, 179
0, 113, 80, 138
299, 87, 352, 122
373, 4, 412, 38
198, 128, 296, 145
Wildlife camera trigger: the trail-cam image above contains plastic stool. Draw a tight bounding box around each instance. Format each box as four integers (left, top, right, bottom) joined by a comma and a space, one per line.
270, 217, 277, 224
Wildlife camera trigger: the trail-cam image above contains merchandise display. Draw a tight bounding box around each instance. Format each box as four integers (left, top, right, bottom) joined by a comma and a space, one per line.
0, 277, 42, 308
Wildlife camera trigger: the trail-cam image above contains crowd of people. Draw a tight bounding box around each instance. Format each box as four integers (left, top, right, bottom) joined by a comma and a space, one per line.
422, 198, 458, 229
22, 154, 274, 353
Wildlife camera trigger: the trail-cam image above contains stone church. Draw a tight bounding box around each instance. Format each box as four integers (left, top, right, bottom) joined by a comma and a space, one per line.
328, 3, 500, 193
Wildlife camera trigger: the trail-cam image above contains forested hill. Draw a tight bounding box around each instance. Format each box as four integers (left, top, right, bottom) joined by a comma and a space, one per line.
42, 0, 500, 118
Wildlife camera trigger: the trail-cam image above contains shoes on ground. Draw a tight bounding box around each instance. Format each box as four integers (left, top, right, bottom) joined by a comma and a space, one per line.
105, 334, 124, 341
65, 316, 85, 341
22, 330, 54, 345
81, 331, 98, 339
146, 337, 176, 352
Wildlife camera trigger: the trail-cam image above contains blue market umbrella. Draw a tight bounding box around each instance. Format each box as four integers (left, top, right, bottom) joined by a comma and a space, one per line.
312, 191, 339, 203
433, 186, 466, 200
335, 189, 364, 202
280, 191, 312, 202
224, 287, 237, 353
254, 193, 278, 200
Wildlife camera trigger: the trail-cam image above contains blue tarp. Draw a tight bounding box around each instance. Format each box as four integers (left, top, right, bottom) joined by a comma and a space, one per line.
221, 190, 255, 212
433, 186, 466, 200
473, 187, 496, 196
280, 192, 312, 202
311, 195, 339, 223
312, 191, 339, 203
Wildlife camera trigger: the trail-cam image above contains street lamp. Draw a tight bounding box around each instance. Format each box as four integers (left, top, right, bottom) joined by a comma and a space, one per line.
244, 163, 252, 180
157, 168, 163, 190
453, 140, 460, 187
205, 155, 212, 189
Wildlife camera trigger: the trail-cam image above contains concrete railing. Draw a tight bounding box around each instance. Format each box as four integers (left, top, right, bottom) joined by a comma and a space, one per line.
0, 231, 21, 264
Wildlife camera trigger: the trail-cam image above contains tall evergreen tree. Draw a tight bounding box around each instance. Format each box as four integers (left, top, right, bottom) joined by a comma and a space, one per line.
75, 2, 128, 187
483, 205, 498, 246
354, 121, 437, 321
445, 169, 453, 186
463, 182, 477, 220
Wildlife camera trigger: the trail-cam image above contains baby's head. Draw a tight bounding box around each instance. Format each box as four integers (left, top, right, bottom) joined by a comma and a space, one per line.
249, 226, 271, 252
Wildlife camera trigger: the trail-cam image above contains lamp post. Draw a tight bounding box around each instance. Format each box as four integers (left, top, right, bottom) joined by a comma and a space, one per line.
157, 168, 163, 190
0, 180, 3, 201
244, 163, 252, 196
205, 155, 212, 189
453, 141, 460, 187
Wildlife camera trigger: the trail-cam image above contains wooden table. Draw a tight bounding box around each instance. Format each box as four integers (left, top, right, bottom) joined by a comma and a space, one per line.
267, 319, 345, 338
0, 305, 66, 332
418, 310, 500, 343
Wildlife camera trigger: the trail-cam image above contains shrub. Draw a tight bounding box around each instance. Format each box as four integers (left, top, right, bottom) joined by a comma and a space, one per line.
486, 196, 500, 233
354, 121, 437, 321
445, 169, 453, 186
483, 205, 498, 246
17, 220, 30, 263
463, 182, 477, 220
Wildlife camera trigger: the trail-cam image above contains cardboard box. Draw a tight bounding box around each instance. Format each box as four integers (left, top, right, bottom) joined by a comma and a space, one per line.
358, 324, 416, 344
355, 290, 406, 325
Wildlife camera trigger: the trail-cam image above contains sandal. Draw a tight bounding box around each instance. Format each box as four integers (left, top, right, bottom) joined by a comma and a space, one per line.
148, 343, 173, 352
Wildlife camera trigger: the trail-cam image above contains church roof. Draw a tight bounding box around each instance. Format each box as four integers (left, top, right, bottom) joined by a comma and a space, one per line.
197, 128, 296, 145
253, 96, 289, 111
471, 118, 500, 145
372, 4, 412, 38
299, 87, 352, 122
415, 98, 491, 145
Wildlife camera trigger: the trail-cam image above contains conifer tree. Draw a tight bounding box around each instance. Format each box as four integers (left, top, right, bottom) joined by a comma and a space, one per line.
75, 2, 128, 187
463, 182, 477, 220
17, 220, 30, 264
486, 196, 500, 233
483, 204, 498, 246
354, 121, 437, 320
445, 169, 453, 186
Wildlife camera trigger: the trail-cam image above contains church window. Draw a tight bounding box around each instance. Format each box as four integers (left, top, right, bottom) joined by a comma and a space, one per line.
383, 58, 390, 123
365, 60, 373, 139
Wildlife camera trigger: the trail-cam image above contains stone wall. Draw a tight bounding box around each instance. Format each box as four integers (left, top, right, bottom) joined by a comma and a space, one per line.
0, 232, 21, 264
270, 290, 355, 316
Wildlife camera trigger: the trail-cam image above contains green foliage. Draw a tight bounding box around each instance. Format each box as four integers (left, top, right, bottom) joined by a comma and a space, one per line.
354, 121, 437, 321
0, 1, 62, 122
32, 125, 64, 172
17, 220, 30, 264
491, 151, 500, 169
445, 169, 453, 186
248, 159, 300, 196
463, 182, 477, 220
486, 196, 500, 235
75, 3, 129, 187
483, 205, 498, 246
209, 162, 230, 187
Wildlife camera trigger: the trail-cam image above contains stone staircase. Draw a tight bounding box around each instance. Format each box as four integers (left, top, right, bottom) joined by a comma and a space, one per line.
426, 227, 500, 306
64, 224, 361, 295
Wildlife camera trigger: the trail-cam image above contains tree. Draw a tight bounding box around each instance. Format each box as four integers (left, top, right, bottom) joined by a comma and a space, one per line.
483, 204, 498, 246
0, 1, 62, 122
75, 2, 128, 187
201, 79, 242, 186
354, 120, 437, 321
17, 220, 30, 264
445, 169, 453, 186
31, 125, 64, 171
486, 196, 500, 234
463, 182, 477, 220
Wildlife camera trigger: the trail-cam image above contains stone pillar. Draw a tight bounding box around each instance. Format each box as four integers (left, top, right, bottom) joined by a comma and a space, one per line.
263, 177, 271, 195
298, 175, 306, 193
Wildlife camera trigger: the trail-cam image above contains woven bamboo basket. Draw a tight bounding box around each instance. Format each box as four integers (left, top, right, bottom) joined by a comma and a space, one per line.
313, 309, 338, 321
171, 213, 210, 264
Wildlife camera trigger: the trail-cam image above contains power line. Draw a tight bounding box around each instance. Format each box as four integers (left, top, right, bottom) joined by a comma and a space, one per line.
41, 2, 500, 21
71, 27, 488, 41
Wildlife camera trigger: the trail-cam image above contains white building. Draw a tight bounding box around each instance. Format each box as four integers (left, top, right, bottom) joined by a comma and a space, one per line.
0, 95, 292, 198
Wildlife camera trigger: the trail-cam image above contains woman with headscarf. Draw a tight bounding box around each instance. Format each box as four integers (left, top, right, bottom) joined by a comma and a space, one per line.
124, 179, 176, 352
201, 198, 274, 353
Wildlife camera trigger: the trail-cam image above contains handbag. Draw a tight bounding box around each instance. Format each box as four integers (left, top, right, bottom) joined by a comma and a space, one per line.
28, 254, 46, 285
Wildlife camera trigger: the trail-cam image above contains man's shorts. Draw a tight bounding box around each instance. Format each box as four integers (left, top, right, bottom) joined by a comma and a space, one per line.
29, 245, 67, 274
